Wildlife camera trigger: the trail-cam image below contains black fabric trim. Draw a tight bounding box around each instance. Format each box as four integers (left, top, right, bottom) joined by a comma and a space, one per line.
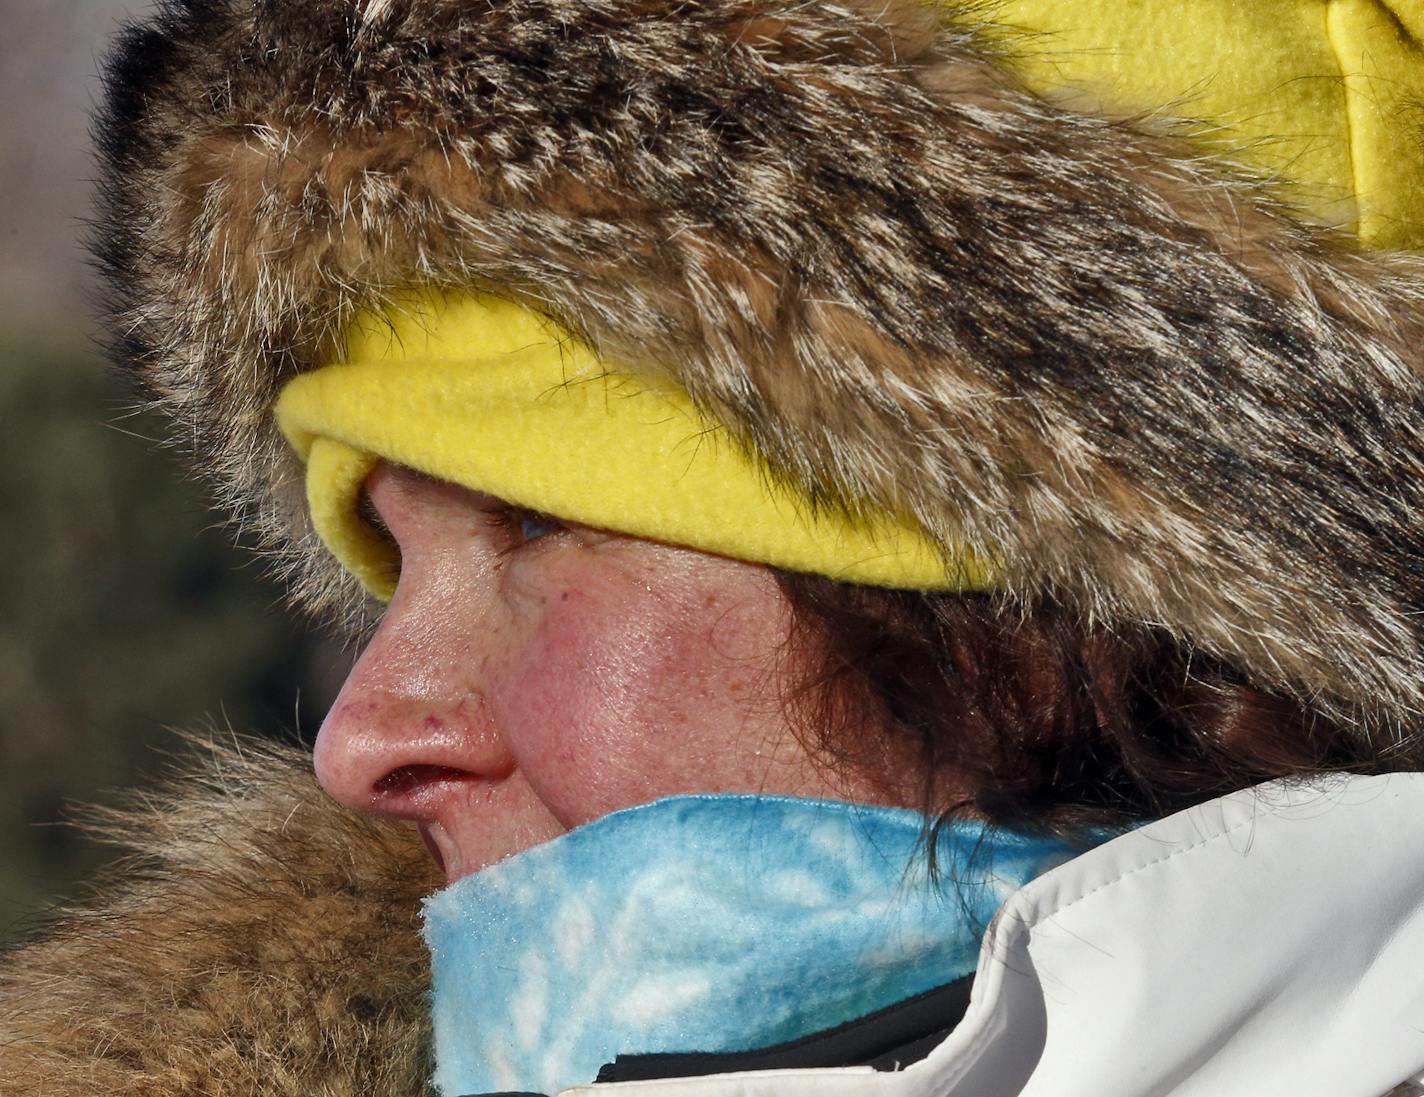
458, 1091, 550, 1096
593, 974, 974, 1084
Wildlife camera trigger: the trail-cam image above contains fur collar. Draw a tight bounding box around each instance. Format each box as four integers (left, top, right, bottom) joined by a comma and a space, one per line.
6, 745, 1421, 1096
93, 1, 1424, 744
0, 740, 439, 1096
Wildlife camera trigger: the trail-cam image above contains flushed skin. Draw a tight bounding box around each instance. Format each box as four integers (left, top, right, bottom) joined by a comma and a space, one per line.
316, 463, 905, 883
96, 0, 1424, 745
6, 0, 1423, 1092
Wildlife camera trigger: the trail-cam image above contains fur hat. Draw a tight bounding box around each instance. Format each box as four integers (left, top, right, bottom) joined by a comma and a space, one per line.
94, 0, 1424, 751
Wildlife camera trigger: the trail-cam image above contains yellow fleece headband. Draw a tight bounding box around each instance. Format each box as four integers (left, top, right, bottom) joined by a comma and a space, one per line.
278, 2, 1423, 600
993, 0, 1424, 249
275, 292, 993, 601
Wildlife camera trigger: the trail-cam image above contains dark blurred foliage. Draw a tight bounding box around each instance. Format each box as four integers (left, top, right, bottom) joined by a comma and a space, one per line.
0, 0, 342, 946
0, 326, 338, 943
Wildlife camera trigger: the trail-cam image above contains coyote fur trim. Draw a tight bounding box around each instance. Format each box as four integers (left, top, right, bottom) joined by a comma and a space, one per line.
94, 0, 1424, 745
0, 739, 439, 1096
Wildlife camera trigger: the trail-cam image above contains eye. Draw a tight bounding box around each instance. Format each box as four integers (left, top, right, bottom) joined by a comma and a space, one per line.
484, 504, 567, 552
518, 509, 563, 544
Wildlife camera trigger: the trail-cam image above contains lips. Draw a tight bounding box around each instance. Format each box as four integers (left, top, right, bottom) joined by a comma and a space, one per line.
365, 765, 564, 883
418, 820, 460, 882
369, 767, 472, 881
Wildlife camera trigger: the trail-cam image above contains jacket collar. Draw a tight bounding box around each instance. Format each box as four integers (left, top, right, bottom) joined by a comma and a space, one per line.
567, 773, 1424, 1097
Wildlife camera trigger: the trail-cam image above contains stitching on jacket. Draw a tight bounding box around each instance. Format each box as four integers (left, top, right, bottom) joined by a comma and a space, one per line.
921, 806, 1268, 1091
1030, 806, 1263, 922
1039, 773, 1422, 922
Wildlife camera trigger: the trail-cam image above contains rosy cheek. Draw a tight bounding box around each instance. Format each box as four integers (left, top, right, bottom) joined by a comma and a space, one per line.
484, 582, 708, 827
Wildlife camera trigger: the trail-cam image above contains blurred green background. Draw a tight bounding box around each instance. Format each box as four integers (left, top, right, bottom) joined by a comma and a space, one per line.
0, 1, 340, 943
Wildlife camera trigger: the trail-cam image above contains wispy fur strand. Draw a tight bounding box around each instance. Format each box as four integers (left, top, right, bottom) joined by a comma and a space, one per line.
92, 0, 1424, 749
0, 738, 439, 1096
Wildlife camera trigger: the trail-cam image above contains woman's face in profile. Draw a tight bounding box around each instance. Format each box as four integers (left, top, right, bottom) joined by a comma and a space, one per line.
314, 462, 887, 882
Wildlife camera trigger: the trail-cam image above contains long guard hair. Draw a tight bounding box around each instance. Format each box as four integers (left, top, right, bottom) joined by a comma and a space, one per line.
93, 0, 1424, 750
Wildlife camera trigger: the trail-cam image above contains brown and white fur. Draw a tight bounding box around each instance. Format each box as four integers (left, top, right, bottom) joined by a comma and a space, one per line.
0, 739, 439, 1096
13, 0, 1424, 1090
92, 0, 1424, 750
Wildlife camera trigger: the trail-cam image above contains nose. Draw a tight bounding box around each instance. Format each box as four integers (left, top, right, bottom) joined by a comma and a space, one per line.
312, 462, 517, 819
312, 609, 517, 818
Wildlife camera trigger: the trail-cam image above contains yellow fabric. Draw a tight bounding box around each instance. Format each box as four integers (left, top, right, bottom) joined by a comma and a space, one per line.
276, 292, 995, 601
989, 0, 1424, 248
279, 4, 1424, 599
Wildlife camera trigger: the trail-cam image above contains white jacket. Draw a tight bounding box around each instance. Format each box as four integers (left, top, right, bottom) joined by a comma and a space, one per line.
569, 774, 1424, 1097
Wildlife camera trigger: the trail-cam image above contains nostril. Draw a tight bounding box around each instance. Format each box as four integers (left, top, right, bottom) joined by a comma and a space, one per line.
374, 764, 470, 797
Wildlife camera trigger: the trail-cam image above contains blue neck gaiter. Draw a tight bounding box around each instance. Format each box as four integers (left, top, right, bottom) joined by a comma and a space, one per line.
424, 795, 1098, 1096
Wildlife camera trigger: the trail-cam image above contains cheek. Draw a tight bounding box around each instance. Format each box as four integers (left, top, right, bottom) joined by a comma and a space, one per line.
485, 579, 775, 827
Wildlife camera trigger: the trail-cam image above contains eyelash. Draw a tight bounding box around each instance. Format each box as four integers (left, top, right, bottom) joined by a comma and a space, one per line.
484, 506, 567, 553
